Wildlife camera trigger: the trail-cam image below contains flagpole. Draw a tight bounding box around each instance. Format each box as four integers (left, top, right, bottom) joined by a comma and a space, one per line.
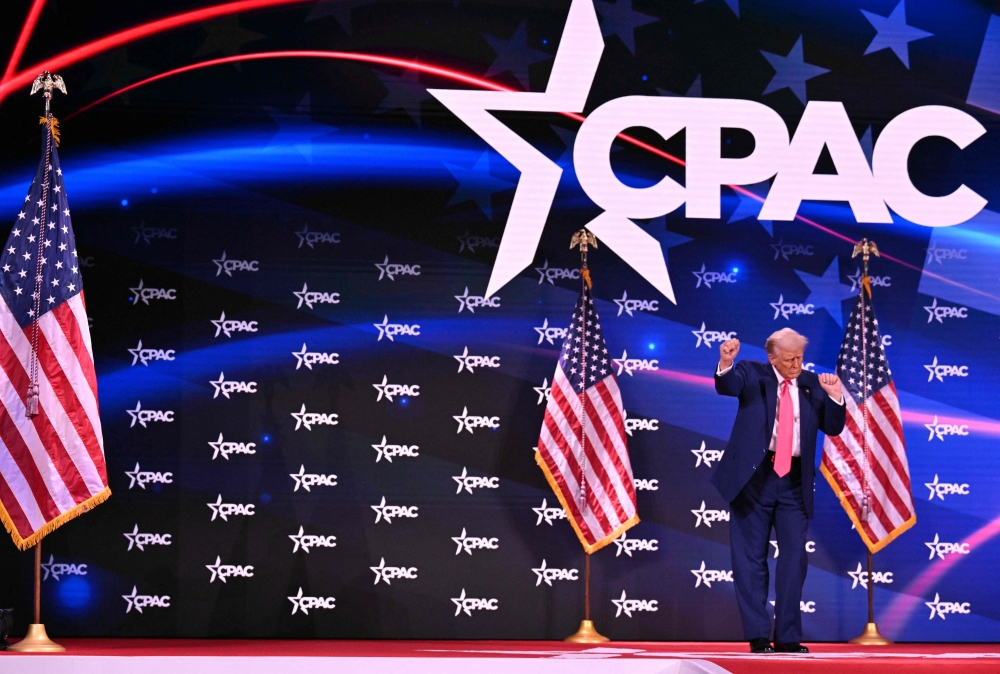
564, 229, 608, 644
847, 238, 892, 647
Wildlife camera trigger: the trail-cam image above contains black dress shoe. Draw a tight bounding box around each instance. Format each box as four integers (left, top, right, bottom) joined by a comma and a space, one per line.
774, 642, 809, 653
749, 638, 774, 653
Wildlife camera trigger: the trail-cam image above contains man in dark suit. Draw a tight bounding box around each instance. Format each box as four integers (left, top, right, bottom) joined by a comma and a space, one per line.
713, 328, 845, 654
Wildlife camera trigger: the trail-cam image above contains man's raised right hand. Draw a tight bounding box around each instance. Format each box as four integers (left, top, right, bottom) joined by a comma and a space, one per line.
719, 338, 740, 371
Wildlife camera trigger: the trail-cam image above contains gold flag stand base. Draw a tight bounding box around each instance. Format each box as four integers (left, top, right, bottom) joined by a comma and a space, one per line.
564, 620, 609, 644
8, 624, 65, 652
849, 622, 893, 646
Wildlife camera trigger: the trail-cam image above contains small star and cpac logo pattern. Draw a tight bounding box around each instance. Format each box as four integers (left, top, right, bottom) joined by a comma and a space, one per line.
925, 242, 967, 265
125, 462, 173, 490
294, 224, 340, 249
289, 465, 337, 492
131, 224, 177, 244
924, 298, 968, 323
534, 318, 568, 345
373, 315, 420, 341
124, 524, 171, 552
692, 322, 736, 348
924, 415, 969, 441
40, 554, 87, 581
924, 474, 969, 501
691, 441, 725, 468
127, 339, 175, 366
371, 436, 419, 463
375, 255, 421, 281
533, 377, 552, 404
848, 268, 890, 292
456, 230, 500, 253
206, 495, 255, 522
452, 528, 499, 555
212, 251, 258, 277
926, 593, 971, 620
692, 264, 736, 289
370, 558, 418, 585
770, 294, 815, 320
534, 259, 579, 285
293, 282, 340, 309
205, 556, 254, 583
691, 501, 730, 528
451, 589, 498, 616
292, 344, 339, 370
209, 372, 257, 399
691, 562, 733, 588
924, 356, 968, 382
291, 404, 338, 430
848, 562, 893, 590
533, 498, 567, 525
373, 375, 420, 402
623, 409, 658, 436
122, 586, 170, 614
453, 407, 499, 433
612, 590, 658, 617
288, 587, 336, 615
289, 526, 337, 553
612, 531, 658, 557
371, 496, 419, 524
531, 559, 578, 586
612, 349, 658, 376
211, 311, 257, 338
771, 238, 814, 261
633, 478, 659, 491
455, 286, 501, 313
454, 346, 500, 373
925, 533, 970, 561
126, 401, 174, 428
453, 467, 499, 494
129, 279, 176, 306
613, 290, 659, 317
770, 599, 817, 613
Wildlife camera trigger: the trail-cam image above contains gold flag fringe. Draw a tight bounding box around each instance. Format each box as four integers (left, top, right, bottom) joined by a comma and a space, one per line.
0, 486, 111, 551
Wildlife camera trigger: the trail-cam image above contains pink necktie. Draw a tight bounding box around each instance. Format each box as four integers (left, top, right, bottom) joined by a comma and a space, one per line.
775, 380, 793, 477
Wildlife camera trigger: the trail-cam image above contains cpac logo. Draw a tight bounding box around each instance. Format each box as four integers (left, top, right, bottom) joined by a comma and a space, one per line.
533, 378, 552, 404
290, 465, 337, 492
209, 434, 256, 461
453, 467, 500, 494
129, 279, 176, 306
691, 441, 725, 468
456, 230, 500, 253
770, 294, 815, 320
124, 524, 171, 552
614, 290, 658, 317
770, 599, 816, 614
613, 349, 658, 377
374, 375, 420, 402
452, 589, 498, 616
691, 501, 730, 528
925, 533, 971, 561
924, 415, 969, 442
623, 409, 658, 436
291, 404, 338, 430
289, 526, 337, 553
926, 593, 971, 620
288, 587, 336, 615
452, 528, 499, 555
371, 496, 419, 523
212, 251, 258, 277
293, 283, 340, 310
769, 540, 817, 558
535, 259, 580, 285
209, 372, 257, 399
692, 264, 736, 289
122, 586, 170, 614
634, 478, 659, 491
126, 401, 174, 428
211, 311, 258, 338
206, 495, 255, 522
925, 474, 969, 501
375, 255, 421, 281
613, 531, 658, 557
848, 562, 893, 589
691, 561, 733, 588
534, 318, 568, 345
429, 0, 987, 305
612, 590, 658, 617
126, 462, 173, 490
848, 268, 890, 293
454, 346, 501, 373
456, 286, 501, 313
292, 344, 339, 370
692, 322, 736, 348
128, 339, 175, 366
131, 224, 177, 244
926, 242, 967, 265
371, 558, 418, 585
373, 315, 420, 341
532, 559, 579, 586
294, 224, 340, 249
771, 238, 814, 261
372, 436, 419, 463
924, 356, 968, 382
206, 556, 254, 583
533, 498, 567, 525
40, 554, 87, 581
924, 298, 968, 324
453, 407, 500, 434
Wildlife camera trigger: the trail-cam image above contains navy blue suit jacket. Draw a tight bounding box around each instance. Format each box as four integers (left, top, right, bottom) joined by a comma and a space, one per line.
712, 360, 846, 519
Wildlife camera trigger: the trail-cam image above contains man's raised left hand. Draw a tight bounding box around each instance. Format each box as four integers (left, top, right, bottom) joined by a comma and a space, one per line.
818, 373, 843, 402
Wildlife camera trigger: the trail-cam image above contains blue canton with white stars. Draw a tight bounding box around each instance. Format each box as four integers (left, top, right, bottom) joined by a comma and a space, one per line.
559, 282, 612, 393
2, 126, 83, 329
836, 289, 891, 405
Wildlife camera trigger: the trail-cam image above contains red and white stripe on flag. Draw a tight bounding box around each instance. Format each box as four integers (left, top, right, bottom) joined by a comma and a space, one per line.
536, 364, 638, 553
0, 292, 109, 550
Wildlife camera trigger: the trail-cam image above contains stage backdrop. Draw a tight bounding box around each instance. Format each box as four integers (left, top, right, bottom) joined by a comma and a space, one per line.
0, 0, 998, 642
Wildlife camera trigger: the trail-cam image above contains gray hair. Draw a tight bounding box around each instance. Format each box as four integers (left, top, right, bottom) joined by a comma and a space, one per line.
765, 328, 809, 355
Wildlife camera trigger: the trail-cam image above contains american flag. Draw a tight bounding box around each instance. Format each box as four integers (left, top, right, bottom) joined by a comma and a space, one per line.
0, 118, 108, 550
821, 285, 915, 553
535, 279, 638, 553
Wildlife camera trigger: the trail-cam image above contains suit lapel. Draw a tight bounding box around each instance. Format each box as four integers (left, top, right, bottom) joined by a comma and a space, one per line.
762, 368, 777, 437
797, 382, 811, 436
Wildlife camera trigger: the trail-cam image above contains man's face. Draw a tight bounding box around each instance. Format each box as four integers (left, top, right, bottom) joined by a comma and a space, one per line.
768, 344, 804, 380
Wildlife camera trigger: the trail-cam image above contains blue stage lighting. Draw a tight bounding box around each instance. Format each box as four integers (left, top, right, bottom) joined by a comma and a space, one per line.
57, 576, 92, 610
120, 198, 128, 206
